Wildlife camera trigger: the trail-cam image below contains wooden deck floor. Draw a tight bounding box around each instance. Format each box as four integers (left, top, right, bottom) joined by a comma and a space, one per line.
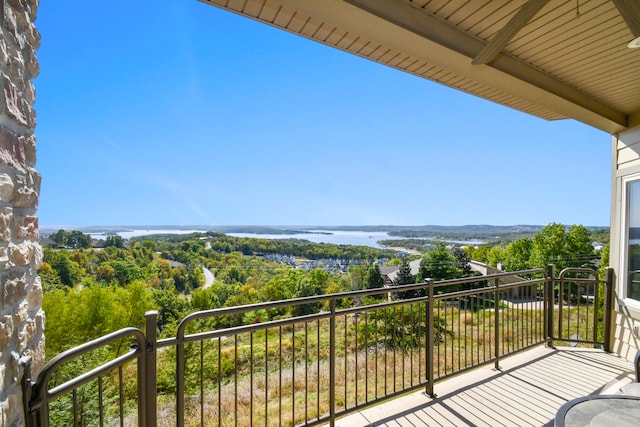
331, 346, 635, 426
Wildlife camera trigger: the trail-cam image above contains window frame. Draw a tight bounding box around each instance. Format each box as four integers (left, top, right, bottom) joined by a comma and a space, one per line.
620, 172, 640, 311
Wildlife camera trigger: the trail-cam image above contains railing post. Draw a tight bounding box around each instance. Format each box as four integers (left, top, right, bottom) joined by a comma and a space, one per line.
329, 297, 336, 427
21, 356, 34, 427
144, 311, 158, 427
603, 267, 614, 353
177, 323, 185, 427
426, 279, 435, 398
546, 264, 555, 348
494, 277, 501, 370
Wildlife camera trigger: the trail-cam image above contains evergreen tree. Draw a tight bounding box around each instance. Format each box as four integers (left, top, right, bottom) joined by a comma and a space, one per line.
453, 247, 472, 276
393, 258, 418, 299
366, 264, 385, 289
394, 259, 414, 286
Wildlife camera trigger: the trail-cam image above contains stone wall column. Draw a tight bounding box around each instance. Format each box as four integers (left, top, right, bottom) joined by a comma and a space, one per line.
0, 0, 43, 426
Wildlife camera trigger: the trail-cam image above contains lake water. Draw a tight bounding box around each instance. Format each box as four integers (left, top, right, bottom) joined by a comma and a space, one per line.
89, 228, 484, 250
89, 229, 205, 241
227, 230, 404, 249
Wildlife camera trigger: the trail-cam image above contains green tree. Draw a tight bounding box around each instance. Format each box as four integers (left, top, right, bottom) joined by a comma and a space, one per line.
366, 264, 385, 289
566, 224, 596, 268
417, 243, 459, 282
49, 252, 80, 287
96, 264, 116, 283
529, 223, 595, 271
394, 259, 414, 286
106, 259, 143, 286
292, 277, 321, 316
392, 258, 417, 299
503, 238, 532, 271
49, 229, 67, 246
152, 289, 190, 331
187, 265, 205, 291
452, 247, 472, 276
487, 246, 506, 268
469, 245, 490, 263
530, 223, 567, 269
39, 261, 63, 291
599, 243, 610, 279
49, 229, 92, 248
68, 230, 92, 249
346, 265, 368, 291
105, 235, 125, 248
307, 268, 329, 294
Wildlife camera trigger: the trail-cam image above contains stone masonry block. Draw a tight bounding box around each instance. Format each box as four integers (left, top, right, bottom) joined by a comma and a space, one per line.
24, 79, 35, 106
0, 399, 8, 427
26, 275, 41, 307
2, 76, 28, 127
0, 30, 6, 67
13, 215, 38, 241
0, 173, 14, 203
9, 242, 33, 266
2, 269, 26, 306
35, 308, 43, 331
0, 207, 13, 242
3, 45, 25, 84
6, 392, 23, 427
0, 126, 27, 172
20, 335, 45, 382
0, 315, 14, 349
13, 301, 28, 324
32, 241, 42, 269
3, 6, 28, 51
32, 336, 45, 374
25, 44, 38, 78
12, 170, 39, 209
13, 183, 38, 210
0, 247, 8, 267
23, 134, 35, 166
18, 318, 35, 351
0, 0, 41, 423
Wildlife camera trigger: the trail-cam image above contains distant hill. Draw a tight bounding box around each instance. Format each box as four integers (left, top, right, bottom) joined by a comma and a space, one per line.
40, 224, 609, 241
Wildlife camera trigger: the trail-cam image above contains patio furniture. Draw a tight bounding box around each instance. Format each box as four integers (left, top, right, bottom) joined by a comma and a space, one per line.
619, 350, 640, 397
555, 395, 640, 426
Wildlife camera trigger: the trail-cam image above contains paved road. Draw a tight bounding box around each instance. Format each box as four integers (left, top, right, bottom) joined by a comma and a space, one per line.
202, 267, 214, 289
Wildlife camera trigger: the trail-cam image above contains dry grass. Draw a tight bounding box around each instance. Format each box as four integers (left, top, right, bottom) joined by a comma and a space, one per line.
52, 296, 602, 427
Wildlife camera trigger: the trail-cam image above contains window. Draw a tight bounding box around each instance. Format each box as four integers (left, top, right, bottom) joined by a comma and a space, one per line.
624, 177, 640, 304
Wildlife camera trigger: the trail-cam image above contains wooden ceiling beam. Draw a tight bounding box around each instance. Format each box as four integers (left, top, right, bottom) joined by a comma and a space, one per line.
472, 0, 551, 65
345, 0, 626, 131
611, 0, 640, 37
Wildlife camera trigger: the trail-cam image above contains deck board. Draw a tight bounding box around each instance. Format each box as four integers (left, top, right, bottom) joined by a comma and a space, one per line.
331, 346, 635, 427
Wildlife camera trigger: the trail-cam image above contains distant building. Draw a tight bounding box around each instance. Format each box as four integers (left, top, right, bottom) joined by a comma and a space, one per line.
166, 260, 186, 269
39, 237, 58, 248
383, 259, 422, 284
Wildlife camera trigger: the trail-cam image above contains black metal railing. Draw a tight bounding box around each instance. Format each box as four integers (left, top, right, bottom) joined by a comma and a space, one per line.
23, 266, 613, 427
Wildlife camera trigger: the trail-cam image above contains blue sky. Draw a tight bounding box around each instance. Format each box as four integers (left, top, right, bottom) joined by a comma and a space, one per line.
34, 1, 610, 227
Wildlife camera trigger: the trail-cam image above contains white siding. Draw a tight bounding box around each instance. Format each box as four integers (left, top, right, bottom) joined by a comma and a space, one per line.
611, 126, 640, 361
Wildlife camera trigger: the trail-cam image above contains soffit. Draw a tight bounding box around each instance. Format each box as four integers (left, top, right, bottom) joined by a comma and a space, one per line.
199, 0, 640, 134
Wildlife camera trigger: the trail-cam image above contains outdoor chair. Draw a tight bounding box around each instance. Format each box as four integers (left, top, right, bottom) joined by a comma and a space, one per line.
618, 350, 640, 396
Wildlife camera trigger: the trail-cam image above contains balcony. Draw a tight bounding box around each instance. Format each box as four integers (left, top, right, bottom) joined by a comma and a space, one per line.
330, 346, 634, 426
22, 266, 636, 426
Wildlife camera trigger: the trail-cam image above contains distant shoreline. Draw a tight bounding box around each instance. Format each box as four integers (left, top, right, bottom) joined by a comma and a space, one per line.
384, 246, 422, 255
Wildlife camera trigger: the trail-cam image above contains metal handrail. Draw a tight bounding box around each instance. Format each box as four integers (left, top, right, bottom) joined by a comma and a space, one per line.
25, 327, 146, 427
23, 266, 612, 427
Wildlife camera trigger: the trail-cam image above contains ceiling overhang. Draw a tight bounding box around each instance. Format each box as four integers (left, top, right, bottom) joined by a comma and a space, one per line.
199, 0, 640, 134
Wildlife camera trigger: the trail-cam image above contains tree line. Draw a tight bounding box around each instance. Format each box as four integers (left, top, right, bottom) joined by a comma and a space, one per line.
40, 223, 606, 359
